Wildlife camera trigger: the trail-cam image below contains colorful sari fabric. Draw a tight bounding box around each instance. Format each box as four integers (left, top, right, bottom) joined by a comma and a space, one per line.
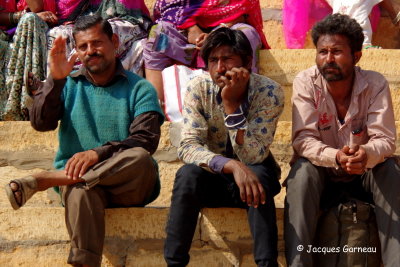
17, 0, 56, 13
282, 0, 381, 48
0, 32, 10, 113
47, 0, 152, 76
144, 21, 262, 72
56, 0, 92, 24
1, 13, 48, 120
154, 0, 269, 48
91, 0, 152, 32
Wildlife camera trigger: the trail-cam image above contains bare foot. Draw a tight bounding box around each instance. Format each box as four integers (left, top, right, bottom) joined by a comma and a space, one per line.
9, 182, 22, 206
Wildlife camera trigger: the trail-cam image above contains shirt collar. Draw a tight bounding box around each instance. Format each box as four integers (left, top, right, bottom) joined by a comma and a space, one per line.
70, 59, 127, 86
314, 65, 368, 96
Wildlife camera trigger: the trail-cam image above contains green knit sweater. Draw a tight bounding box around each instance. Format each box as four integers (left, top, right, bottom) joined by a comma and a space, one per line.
54, 70, 163, 203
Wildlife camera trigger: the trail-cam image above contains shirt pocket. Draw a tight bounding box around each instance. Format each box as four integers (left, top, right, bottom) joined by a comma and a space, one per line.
350, 117, 368, 145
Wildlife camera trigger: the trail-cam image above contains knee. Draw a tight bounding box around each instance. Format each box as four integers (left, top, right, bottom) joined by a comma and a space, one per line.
372, 158, 400, 186
286, 158, 323, 191
174, 164, 204, 190
122, 147, 152, 166
63, 184, 105, 209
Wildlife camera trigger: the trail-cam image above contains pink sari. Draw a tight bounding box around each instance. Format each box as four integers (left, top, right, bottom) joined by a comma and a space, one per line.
17, 0, 56, 13
282, 0, 381, 48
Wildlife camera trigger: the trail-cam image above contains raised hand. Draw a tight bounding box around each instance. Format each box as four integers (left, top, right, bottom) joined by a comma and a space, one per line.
49, 36, 79, 80
220, 67, 250, 114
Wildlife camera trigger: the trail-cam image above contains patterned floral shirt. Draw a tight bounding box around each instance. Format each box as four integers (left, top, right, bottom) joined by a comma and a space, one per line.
178, 72, 284, 170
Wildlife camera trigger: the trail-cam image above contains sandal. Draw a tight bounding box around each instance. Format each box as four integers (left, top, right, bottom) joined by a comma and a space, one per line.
4, 176, 38, 210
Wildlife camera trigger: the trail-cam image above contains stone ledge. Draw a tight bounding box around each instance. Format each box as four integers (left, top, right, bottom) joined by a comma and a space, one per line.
0, 207, 286, 267
0, 207, 283, 242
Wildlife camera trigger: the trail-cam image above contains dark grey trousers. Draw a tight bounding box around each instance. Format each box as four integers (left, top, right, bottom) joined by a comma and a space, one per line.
284, 157, 400, 267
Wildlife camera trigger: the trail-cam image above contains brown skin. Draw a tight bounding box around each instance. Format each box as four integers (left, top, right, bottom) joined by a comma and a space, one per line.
207, 45, 264, 207
316, 34, 367, 174
26, 0, 44, 12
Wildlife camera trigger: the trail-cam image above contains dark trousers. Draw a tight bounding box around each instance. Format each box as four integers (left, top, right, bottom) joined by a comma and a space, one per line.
284, 157, 400, 267
164, 155, 281, 267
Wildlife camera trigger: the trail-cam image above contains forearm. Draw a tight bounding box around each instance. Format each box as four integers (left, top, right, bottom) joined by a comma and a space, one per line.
361, 139, 396, 168
29, 76, 66, 131
178, 139, 219, 167
293, 136, 339, 168
92, 112, 162, 162
0, 12, 24, 26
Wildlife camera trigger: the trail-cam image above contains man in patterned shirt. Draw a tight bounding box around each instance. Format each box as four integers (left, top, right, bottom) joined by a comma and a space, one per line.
164, 27, 284, 267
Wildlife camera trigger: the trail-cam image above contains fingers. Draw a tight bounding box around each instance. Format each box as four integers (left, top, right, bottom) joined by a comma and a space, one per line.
238, 182, 246, 204
348, 144, 359, 155
195, 33, 208, 48
225, 68, 250, 80
341, 145, 350, 154
258, 183, 266, 205
49, 12, 58, 24
65, 156, 80, 180
50, 35, 67, 56
345, 161, 366, 174
238, 179, 265, 208
68, 52, 79, 67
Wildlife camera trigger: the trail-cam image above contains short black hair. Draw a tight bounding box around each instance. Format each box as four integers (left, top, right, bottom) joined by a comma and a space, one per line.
72, 14, 113, 40
201, 27, 252, 69
312, 13, 364, 53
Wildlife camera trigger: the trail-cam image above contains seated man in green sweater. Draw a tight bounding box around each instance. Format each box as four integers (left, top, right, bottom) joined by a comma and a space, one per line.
4, 15, 164, 267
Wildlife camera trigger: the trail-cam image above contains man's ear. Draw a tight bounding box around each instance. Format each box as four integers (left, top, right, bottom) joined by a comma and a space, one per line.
112, 33, 119, 50
354, 51, 362, 64
246, 56, 253, 70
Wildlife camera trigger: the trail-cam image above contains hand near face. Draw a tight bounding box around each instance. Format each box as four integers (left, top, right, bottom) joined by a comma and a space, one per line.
220, 67, 250, 114
65, 150, 99, 180
223, 160, 266, 208
49, 36, 79, 80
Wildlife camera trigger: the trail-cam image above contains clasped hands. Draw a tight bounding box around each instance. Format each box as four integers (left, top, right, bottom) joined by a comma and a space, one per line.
336, 145, 368, 175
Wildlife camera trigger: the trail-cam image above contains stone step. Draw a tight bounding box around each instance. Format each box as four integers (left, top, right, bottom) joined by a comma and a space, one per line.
143, 0, 400, 49
0, 207, 286, 267
1, 120, 399, 209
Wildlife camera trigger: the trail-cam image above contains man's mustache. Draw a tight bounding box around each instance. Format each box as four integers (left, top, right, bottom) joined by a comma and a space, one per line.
85, 53, 103, 61
322, 63, 340, 71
